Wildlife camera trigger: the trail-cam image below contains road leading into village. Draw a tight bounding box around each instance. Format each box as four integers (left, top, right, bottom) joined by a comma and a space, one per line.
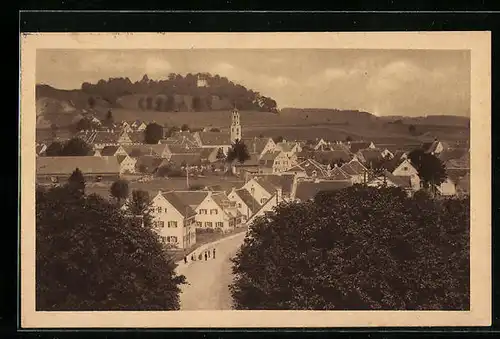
177, 232, 247, 310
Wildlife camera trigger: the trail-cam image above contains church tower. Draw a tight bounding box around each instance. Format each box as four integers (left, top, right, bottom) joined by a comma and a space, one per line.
230, 107, 242, 143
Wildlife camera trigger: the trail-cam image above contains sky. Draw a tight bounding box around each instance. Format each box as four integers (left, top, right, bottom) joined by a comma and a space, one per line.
37, 49, 470, 117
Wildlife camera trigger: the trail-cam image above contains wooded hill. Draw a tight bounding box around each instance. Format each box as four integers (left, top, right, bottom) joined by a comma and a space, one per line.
36, 73, 279, 114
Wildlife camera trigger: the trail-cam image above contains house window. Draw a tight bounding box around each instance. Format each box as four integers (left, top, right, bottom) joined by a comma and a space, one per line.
216, 222, 224, 228
238, 203, 242, 208
260, 198, 267, 204
196, 221, 202, 227
160, 236, 166, 243
200, 209, 208, 214
169, 236, 178, 243
164, 207, 168, 213
168, 221, 178, 228
156, 221, 164, 228
403, 166, 408, 171
157, 207, 163, 213
210, 209, 218, 215
205, 222, 213, 228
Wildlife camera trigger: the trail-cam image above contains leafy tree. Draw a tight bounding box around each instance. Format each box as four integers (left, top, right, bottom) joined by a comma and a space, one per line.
88, 96, 96, 108
105, 110, 114, 127
273, 136, 284, 143
36, 185, 186, 311
226, 139, 251, 164
216, 148, 226, 162
45, 141, 64, 156
74, 117, 99, 132
144, 123, 163, 144
230, 185, 469, 310
67, 168, 85, 193
124, 189, 153, 229
60, 138, 92, 156
408, 149, 447, 195
181, 124, 190, 132
110, 179, 130, 204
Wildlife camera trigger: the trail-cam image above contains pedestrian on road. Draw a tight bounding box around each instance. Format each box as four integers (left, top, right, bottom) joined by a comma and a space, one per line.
208, 250, 211, 258
213, 248, 216, 259
198, 253, 202, 261
184, 256, 187, 264
191, 254, 195, 261
204, 252, 208, 261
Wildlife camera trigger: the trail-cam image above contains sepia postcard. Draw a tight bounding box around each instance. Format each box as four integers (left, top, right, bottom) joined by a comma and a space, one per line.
20, 32, 491, 328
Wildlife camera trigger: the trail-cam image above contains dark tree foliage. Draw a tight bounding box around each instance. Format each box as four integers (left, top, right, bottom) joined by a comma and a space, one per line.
79, 73, 278, 112
273, 136, 284, 143
210, 128, 221, 132
215, 148, 226, 162
181, 124, 190, 132
144, 123, 163, 144
124, 189, 153, 229
67, 168, 85, 193
110, 179, 129, 204
408, 149, 447, 193
60, 138, 92, 156
74, 117, 100, 132
36, 185, 186, 311
105, 110, 114, 126
345, 136, 353, 142
230, 185, 469, 310
226, 139, 251, 164
45, 141, 64, 156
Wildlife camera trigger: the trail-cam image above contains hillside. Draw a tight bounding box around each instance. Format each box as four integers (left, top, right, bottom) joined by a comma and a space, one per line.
379, 115, 470, 127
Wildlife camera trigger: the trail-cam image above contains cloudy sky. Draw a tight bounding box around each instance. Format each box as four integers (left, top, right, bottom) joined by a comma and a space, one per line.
37, 49, 470, 117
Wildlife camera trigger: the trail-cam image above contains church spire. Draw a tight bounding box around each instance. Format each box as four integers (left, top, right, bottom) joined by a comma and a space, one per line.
230, 107, 242, 143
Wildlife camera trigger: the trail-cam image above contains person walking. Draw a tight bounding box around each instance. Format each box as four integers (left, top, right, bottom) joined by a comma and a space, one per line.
204, 252, 208, 261
208, 249, 211, 258
184, 256, 188, 264
191, 254, 195, 261
213, 248, 216, 259
198, 253, 202, 261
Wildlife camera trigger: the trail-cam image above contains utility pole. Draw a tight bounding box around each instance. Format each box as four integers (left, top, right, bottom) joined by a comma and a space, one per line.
186, 164, 189, 189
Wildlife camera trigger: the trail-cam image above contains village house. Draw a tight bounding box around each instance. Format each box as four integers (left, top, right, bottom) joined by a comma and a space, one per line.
135, 155, 163, 174
285, 159, 329, 178
36, 156, 121, 184
193, 131, 232, 153
245, 188, 286, 227
327, 164, 352, 181
240, 176, 276, 205
242, 137, 276, 159
122, 144, 168, 159
356, 148, 384, 167
149, 191, 197, 249
116, 154, 137, 174
199, 147, 220, 163
294, 178, 353, 202
275, 140, 302, 157
313, 138, 328, 151
259, 150, 294, 174
251, 173, 297, 201
313, 149, 352, 166
227, 187, 261, 221
232, 154, 262, 176
36, 143, 47, 157
380, 148, 395, 159
422, 139, 449, 155
174, 190, 243, 232
391, 158, 421, 191
367, 170, 413, 196
348, 141, 377, 153
121, 121, 133, 133
94, 145, 127, 157
163, 144, 203, 161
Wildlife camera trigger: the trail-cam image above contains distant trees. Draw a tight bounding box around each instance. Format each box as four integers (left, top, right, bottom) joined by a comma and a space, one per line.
408, 149, 447, 195
36, 185, 186, 311
216, 148, 226, 162
144, 123, 163, 144
110, 179, 130, 204
230, 185, 469, 310
273, 136, 284, 143
124, 189, 153, 229
104, 110, 114, 127
45, 138, 92, 157
181, 124, 190, 132
226, 139, 251, 164
79, 73, 279, 112
74, 117, 100, 132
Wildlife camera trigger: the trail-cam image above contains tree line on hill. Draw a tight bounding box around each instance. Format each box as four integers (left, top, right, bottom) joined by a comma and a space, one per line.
81, 73, 279, 113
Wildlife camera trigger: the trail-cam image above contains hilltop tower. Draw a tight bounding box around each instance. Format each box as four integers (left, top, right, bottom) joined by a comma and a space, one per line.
230, 107, 242, 143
